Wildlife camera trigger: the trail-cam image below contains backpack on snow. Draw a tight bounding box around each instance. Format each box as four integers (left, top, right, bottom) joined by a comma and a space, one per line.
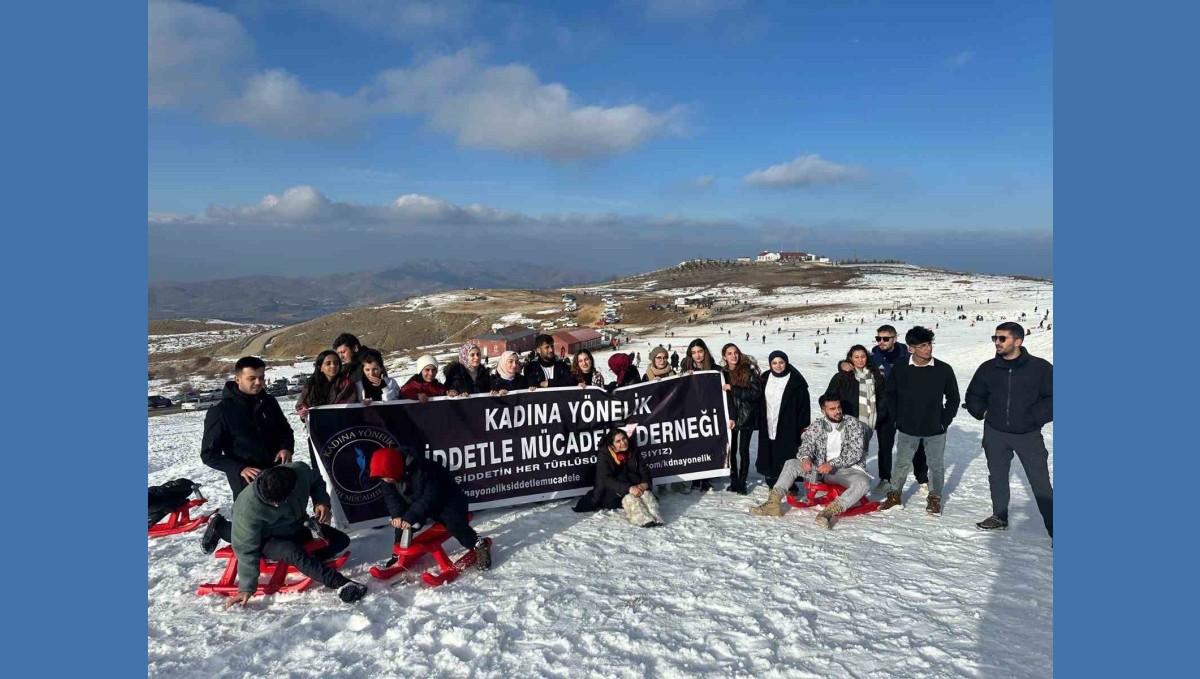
148, 478, 199, 528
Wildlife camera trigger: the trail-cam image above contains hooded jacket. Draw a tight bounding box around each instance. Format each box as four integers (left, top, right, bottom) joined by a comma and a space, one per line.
230, 462, 329, 594
964, 347, 1053, 434
369, 448, 469, 526
200, 381, 295, 476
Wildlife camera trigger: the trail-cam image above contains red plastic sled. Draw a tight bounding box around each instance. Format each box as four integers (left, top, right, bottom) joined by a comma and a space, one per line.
148, 498, 212, 537
196, 539, 350, 597
786, 482, 880, 518
369, 514, 489, 587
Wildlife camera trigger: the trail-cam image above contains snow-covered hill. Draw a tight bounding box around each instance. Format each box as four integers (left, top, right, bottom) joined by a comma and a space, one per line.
148, 266, 1053, 678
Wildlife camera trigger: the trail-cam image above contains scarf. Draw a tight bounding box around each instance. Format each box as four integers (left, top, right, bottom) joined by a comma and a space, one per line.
496, 351, 518, 380
854, 367, 877, 428
645, 362, 674, 379
361, 376, 384, 401
609, 449, 628, 465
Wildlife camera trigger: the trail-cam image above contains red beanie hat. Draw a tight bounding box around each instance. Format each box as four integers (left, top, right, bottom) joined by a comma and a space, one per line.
369, 447, 405, 480
608, 352, 631, 378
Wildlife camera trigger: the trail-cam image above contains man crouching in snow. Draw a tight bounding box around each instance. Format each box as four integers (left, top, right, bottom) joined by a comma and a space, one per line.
573, 424, 665, 527
368, 447, 492, 571
750, 394, 872, 529
201, 462, 367, 607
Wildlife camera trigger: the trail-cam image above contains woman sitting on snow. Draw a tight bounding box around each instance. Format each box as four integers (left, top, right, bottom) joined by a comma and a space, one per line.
399, 354, 447, 402
573, 424, 664, 527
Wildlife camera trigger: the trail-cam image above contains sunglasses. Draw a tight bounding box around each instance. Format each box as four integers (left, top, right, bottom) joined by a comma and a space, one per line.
875, 336, 895, 342
991, 335, 1013, 343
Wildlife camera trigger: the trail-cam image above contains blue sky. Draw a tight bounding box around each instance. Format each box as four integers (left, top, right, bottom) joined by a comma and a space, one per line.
148, 0, 1052, 280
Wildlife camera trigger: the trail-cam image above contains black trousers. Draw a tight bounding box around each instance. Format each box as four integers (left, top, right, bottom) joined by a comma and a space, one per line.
876, 418, 928, 484
982, 424, 1053, 537
395, 502, 478, 550
217, 522, 351, 590
729, 429, 753, 484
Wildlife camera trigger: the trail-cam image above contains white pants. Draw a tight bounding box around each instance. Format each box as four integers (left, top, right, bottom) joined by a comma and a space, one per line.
772, 459, 872, 513
622, 492, 664, 526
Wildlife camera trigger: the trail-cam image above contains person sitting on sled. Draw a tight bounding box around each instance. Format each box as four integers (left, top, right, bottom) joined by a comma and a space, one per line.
368, 447, 492, 571
200, 462, 367, 607
750, 393, 872, 529
573, 424, 665, 527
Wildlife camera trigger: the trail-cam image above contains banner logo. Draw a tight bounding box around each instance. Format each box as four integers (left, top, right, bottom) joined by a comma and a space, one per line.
319, 426, 400, 506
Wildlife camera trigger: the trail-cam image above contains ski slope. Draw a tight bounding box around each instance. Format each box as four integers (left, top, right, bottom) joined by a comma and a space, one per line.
148, 266, 1053, 678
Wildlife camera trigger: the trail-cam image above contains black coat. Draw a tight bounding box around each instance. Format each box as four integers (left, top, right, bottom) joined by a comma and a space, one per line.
965, 347, 1053, 434
523, 357, 575, 388
756, 366, 811, 479
826, 369, 887, 423
379, 449, 470, 526
201, 382, 295, 478
884, 359, 960, 437
724, 365, 763, 431
606, 368, 643, 394
490, 371, 528, 391
575, 449, 652, 512
443, 361, 492, 395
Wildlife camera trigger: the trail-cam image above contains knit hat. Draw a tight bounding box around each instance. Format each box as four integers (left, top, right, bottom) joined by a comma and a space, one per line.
414, 354, 438, 375
368, 447, 405, 480
255, 466, 298, 505
648, 345, 668, 362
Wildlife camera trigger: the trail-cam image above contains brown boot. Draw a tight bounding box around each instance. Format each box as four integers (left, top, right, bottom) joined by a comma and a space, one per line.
750, 489, 784, 516
878, 491, 903, 511
815, 500, 844, 529
926, 494, 942, 516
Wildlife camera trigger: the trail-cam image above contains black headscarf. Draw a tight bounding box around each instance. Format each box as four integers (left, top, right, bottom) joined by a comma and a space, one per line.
767, 350, 789, 377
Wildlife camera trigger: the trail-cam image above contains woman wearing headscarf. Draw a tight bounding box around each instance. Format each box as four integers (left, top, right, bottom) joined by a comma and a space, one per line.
572, 424, 664, 527
399, 355, 448, 403
826, 344, 885, 454
721, 343, 762, 495
681, 338, 718, 492
606, 352, 643, 394
756, 350, 811, 490
643, 345, 675, 381
570, 349, 606, 388
444, 342, 492, 396
489, 350, 530, 394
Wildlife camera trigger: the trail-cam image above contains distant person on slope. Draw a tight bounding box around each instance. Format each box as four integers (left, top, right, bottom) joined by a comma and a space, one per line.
523, 334, 575, 388
756, 351, 811, 492
878, 327, 960, 515
199, 463, 366, 607
751, 394, 872, 529
721, 343, 762, 495
489, 351, 530, 394
201, 356, 294, 500
571, 349, 607, 388
399, 355, 448, 403
369, 447, 491, 571
965, 323, 1054, 538
356, 353, 400, 404
573, 424, 664, 527
870, 325, 929, 494
444, 342, 492, 396
670, 350, 681, 370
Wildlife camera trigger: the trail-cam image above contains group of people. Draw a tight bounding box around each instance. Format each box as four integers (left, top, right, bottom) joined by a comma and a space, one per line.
191, 316, 1053, 607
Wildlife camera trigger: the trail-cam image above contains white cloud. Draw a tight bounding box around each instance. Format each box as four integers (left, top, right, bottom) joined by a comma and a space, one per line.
743, 154, 867, 188
148, 0, 253, 107
299, 0, 474, 42
148, 3, 683, 156
948, 50, 976, 68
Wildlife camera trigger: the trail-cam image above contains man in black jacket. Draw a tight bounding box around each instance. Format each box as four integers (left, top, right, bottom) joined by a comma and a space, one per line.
869, 324, 929, 494
523, 334, 574, 388
368, 447, 491, 571
965, 323, 1053, 538
200, 356, 295, 499
879, 327, 960, 515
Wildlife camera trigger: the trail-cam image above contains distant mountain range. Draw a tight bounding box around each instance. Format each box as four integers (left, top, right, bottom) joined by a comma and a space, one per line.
148, 259, 606, 323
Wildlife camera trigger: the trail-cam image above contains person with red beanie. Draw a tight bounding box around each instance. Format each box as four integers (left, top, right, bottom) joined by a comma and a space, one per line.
605, 352, 643, 394
368, 447, 490, 571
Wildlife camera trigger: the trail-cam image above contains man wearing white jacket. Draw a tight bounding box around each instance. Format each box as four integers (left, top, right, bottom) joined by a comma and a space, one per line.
750, 393, 873, 529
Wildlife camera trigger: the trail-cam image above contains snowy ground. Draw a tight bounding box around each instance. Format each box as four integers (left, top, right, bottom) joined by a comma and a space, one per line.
148, 267, 1053, 678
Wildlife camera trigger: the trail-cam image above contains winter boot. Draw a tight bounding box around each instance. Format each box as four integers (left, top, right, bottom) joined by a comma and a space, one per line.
337, 580, 367, 603
474, 539, 492, 571
878, 491, 903, 512
200, 513, 227, 555
750, 489, 784, 516
975, 515, 1008, 531
378, 554, 399, 570
815, 501, 844, 529
925, 494, 942, 516
676, 482, 692, 495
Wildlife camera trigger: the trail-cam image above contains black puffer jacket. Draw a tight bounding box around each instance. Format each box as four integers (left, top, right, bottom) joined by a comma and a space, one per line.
523, 357, 575, 388
378, 449, 470, 526
723, 365, 763, 431
443, 360, 492, 395
965, 347, 1053, 434
200, 382, 295, 476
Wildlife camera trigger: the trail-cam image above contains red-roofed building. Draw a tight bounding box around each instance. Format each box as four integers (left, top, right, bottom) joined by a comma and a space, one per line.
471, 325, 538, 357
552, 328, 604, 357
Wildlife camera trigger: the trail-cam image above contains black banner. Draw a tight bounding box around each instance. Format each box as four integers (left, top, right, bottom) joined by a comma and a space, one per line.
307, 371, 730, 528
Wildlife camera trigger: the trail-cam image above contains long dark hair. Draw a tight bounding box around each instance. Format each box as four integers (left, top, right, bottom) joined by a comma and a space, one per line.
845, 344, 882, 381
571, 349, 597, 382
600, 427, 631, 455
685, 338, 716, 371
304, 350, 342, 407
720, 342, 754, 387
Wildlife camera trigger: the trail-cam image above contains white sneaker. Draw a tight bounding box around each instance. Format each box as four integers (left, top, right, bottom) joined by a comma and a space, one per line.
917, 483, 930, 496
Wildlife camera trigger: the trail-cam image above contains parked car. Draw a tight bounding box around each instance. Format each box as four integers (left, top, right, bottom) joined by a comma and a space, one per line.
181, 395, 214, 411
148, 395, 172, 409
